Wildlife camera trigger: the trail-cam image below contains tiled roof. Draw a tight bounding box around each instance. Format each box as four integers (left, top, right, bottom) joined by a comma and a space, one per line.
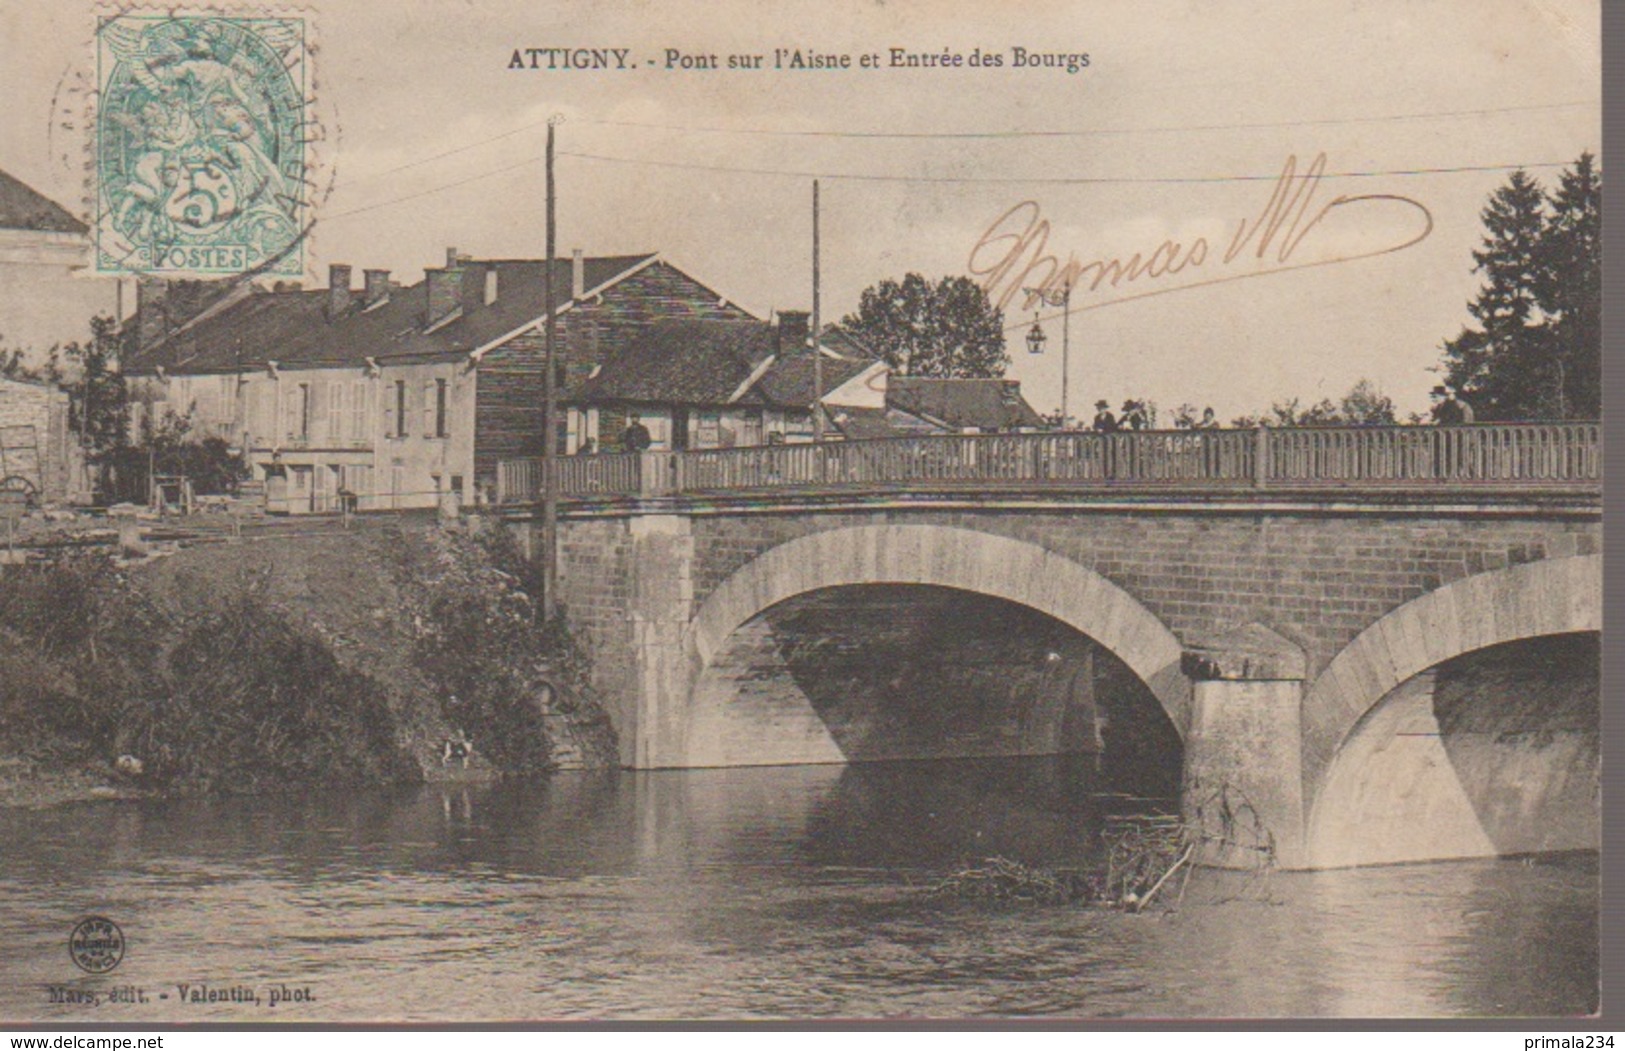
581, 318, 879, 408
125, 255, 657, 374
0, 170, 85, 234
579, 318, 777, 404
886, 377, 1045, 431
754, 352, 873, 408
826, 405, 897, 440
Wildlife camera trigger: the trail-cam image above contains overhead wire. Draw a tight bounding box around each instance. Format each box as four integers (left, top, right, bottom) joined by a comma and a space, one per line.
322, 99, 1595, 221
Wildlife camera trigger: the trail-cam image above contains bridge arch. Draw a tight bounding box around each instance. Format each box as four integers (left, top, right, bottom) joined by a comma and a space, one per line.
686, 523, 1190, 743
1302, 554, 1600, 866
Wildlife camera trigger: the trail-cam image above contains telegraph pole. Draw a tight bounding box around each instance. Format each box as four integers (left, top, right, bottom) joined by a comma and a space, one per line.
541, 116, 560, 619
811, 180, 824, 442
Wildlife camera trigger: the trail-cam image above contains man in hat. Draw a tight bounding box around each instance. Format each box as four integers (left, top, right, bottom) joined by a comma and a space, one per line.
1091, 399, 1118, 433
1429, 385, 1474, 425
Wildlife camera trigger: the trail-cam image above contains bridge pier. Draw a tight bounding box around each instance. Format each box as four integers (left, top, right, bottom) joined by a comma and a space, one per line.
625, 514, 696, 769
1181, 624, 1309, 870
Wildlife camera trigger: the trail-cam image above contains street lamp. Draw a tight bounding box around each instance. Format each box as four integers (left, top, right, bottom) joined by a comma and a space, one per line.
1022, 282, 1074, 427
1025, 317, 1047, 356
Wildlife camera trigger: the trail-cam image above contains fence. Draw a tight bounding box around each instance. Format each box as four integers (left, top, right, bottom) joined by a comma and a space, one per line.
496, 452, 644, 504
494, 423, 1601, 504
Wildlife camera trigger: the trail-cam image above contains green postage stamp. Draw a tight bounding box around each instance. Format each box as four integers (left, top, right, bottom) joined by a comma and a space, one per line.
93, 10, 313, 277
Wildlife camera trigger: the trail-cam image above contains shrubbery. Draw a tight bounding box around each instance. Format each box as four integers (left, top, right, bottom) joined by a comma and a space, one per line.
0, 554, 416, 790
393, 525, 612, 777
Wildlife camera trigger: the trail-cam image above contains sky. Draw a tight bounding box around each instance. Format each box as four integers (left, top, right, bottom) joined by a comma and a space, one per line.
0, 0, 1601, 421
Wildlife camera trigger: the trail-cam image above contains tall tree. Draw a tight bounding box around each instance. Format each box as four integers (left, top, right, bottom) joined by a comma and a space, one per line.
69, 316, 130, 464
1537, 152, 1601, 418
841, 273, 1008, 377
1439, 157, 1601, 420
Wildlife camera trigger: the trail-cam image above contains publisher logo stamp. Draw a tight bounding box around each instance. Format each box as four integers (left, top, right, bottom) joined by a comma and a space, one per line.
69, 917, 125, 974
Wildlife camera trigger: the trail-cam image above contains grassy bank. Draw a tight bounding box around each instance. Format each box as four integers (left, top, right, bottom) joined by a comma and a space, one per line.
0, 518, 617, 804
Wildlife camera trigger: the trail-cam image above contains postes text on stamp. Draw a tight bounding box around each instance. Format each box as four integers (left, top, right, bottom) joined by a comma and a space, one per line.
94, 12, 310, 278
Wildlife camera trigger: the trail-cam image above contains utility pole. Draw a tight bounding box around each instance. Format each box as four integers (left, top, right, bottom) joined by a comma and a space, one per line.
1021, 281, 1075, 427
541, 116, 560, 620
811, 179, 824, 442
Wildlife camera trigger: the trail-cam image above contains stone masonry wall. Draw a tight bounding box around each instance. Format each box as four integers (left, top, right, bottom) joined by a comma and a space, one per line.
678, 507, 1599, 684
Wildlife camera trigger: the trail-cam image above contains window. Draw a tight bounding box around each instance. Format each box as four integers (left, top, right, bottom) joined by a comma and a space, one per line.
392, 380, 406, 438
434, 378, 448, 438
696, 412, 720, 448
423, 380, 436, 437
289, 382, 311, 441
326, 380, 343, 443
350, 381, 367, 441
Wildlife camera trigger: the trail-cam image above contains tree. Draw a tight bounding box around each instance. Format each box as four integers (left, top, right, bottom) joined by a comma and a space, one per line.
1337, 378, 1397, 425
840, 273, 1008, 377
1439, 155, 1601, 420
69, 316, 130, 464
1538, 152, 1601, 418
1228, 379, 1392, 427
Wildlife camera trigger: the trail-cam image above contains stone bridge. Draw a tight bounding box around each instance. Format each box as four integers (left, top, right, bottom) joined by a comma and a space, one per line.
499, 424, 1601, 869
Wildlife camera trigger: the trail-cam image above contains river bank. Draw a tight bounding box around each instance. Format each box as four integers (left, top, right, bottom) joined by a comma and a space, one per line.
0, 518, 616, 803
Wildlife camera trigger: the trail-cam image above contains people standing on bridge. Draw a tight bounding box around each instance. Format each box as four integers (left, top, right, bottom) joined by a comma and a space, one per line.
1430, 385, 1475, 425
1091, 400, 1119, 480
621, 414, 652, 453
1119, 400, 1149, 478
1429, 385, 1476, 480
1191, 407, 1221, 477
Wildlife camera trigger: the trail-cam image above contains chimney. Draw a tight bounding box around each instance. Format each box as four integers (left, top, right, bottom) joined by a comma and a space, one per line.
571, 248, 585, 300
425, 249, 466, 326
327, 264, 353, 319
362, 269, 391, 309
777, 310, 810, 353
134, 276, 171, 350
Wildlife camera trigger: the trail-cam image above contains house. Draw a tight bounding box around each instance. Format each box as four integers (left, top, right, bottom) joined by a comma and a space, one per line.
884, 377, 1045, 434
124, 249, 754, 511
0, 376, 77, 504
576, 311, 887, 451
0, 168, 121, 355
576, 314, 1048, 451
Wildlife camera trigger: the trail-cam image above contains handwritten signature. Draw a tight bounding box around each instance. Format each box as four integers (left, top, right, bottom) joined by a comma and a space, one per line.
967, 153, 1435, 318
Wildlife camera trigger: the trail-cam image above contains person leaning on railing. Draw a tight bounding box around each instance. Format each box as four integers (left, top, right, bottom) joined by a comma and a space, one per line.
1091, 400, 1118, 479
1429, 385, 1475, 425
1428, 385, 1475, 480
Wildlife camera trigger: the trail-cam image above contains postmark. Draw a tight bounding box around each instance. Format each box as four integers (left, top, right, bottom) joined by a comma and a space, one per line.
68, 916, 125, 974
92, 10, 313, 278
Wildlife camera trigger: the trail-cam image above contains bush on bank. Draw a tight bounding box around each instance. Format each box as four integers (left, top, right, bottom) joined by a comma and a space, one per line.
0, 552, 417, 790
391, 525, 616, 777
0, 518, 617, 793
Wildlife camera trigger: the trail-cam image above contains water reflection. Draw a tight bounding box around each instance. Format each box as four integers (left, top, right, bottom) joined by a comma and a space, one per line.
0, 757, 1597, 1021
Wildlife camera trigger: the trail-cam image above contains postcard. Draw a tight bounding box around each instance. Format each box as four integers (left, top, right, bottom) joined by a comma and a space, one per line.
0, 0, 1603, 1025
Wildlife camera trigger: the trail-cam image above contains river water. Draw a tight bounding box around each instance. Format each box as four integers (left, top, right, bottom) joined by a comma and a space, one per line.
0, 757, 1598, 1021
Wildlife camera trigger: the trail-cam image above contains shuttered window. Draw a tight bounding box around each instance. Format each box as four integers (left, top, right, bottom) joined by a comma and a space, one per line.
351, 381, 368, 441
326, 380, 343, 442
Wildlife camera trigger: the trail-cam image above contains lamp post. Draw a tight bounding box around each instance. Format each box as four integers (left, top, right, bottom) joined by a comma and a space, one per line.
1022, 283, 1073, 427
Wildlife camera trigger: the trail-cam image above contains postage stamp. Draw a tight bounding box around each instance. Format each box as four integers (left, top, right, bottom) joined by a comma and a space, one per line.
92, 10, 312, 278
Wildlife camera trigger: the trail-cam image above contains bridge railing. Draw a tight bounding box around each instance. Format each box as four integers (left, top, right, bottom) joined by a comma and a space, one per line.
495, 451, 644, 503
493, 422, 1599, 504
1266, 422, 1601, 484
